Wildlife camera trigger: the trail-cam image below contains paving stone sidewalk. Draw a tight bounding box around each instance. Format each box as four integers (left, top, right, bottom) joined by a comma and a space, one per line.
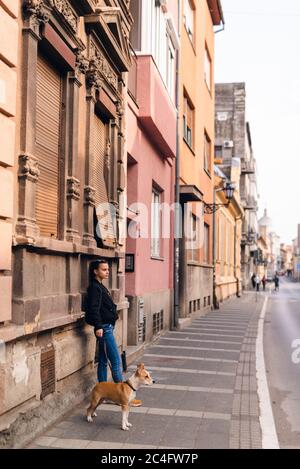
27, 293, 264, 449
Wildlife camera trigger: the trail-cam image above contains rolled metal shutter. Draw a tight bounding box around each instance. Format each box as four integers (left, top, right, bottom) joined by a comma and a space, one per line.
35, 54, 61, 238
93, 114, 116, 247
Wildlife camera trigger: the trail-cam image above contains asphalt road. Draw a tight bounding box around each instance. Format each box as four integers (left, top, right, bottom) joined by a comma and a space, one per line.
264, 277, 300, 449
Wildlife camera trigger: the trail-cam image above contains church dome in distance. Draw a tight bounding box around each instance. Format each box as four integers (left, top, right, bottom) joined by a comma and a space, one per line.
258, 209, 272, 227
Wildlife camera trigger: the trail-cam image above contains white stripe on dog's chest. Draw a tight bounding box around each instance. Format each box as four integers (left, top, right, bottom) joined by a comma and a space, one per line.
129, 390, 136, 402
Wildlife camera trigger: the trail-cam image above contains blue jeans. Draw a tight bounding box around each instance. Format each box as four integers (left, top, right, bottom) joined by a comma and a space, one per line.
97, 324, 123, 383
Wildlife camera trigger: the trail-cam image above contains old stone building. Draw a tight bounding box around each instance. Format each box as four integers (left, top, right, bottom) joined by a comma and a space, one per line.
215, 83, 259, 290
0, 0, 132, 448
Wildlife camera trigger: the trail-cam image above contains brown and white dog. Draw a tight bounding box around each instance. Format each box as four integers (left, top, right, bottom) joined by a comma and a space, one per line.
86, 363, 154, 431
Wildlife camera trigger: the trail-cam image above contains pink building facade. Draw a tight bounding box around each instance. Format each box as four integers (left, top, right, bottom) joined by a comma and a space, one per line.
126, 0, 178, 345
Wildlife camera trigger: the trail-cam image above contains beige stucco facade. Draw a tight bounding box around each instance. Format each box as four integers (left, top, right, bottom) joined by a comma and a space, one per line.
215, 172, 243, 303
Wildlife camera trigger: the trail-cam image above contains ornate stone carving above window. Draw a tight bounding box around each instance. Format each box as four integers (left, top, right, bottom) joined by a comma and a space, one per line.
85, 5, 132, 72
23, 0, 51, 32
75, 51, 90, 77
51, 0, 78, 32
86, 43, 119, 91
23, 0, 79, 35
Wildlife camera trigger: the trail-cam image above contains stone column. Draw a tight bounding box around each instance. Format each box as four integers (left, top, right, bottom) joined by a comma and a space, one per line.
65, 53, 89, 243
82, 84, 97, 247
15, 1, 51, 242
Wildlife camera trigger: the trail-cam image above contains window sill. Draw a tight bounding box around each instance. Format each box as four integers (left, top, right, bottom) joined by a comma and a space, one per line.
151, 256, 165, 262
13, 236, 123, 258
187, 261, 214, 269
183, 138, 195, 155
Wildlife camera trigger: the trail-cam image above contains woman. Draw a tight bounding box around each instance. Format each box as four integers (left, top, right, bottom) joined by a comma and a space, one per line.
86, 259, 122, 383
86, 260, 141, 405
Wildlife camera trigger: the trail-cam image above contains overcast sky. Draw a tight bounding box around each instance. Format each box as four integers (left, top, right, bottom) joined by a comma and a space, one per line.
215, 0, 300, 245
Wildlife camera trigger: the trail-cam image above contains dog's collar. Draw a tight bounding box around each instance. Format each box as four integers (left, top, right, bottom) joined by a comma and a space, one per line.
125, 380, 137, 392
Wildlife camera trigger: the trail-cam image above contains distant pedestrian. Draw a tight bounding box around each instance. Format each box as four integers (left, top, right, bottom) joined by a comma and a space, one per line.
262, 275, 266, 291
274, 273, 280, 292
255, 275, 261, 292
251, 273, 256, 289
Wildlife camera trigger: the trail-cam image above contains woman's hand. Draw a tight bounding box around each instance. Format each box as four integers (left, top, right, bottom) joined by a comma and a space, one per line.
96, 329, 103, 338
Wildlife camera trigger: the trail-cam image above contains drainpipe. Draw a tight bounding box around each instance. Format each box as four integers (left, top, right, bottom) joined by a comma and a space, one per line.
173, 0, 182, 329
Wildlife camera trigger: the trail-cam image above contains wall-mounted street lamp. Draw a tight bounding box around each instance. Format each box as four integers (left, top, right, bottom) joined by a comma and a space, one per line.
204, 182, 235, 214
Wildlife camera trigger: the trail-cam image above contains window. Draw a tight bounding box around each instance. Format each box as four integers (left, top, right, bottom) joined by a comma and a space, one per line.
35, 53, 63, 238
204, 46, 212, 91
215, 145, 223, 160
151, 188, 161, 257
93, 113, 116, 248
183, 94, 194, 149
153, 1, 162, 67
189, 213, 199, 262
166, 35, 175, 98
153, 310, 164, 335
220, 216, 225, 276
227, 224, 231, 271
129, 0, 142, 50
204, 131, 211, 174
150, 0, 167, 82
204, 223, 210, 264
184, 0, 195, 43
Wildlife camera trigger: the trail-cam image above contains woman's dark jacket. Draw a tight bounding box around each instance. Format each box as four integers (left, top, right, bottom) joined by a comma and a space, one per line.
86, 280, 118, 330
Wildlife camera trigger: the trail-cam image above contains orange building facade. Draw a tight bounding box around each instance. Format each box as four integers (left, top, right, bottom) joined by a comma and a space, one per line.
178, 0, 224, 320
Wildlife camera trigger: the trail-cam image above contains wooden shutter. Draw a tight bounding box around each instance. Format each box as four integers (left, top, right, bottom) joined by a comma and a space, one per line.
93, 114, 116, 247
35, 54, 61, 238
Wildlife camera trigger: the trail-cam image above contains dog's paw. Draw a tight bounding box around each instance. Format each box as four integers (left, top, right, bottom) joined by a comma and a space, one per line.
87, 416, 93, 423
121, 425, 130, 431
126, 422, 132, 427
92, 412, 97, 417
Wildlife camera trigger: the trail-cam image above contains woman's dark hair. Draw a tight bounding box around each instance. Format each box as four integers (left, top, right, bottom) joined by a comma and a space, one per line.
89, 259, 109, 284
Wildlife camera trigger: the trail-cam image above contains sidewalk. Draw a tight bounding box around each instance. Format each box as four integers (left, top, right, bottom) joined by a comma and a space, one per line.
27, 293, 264, 449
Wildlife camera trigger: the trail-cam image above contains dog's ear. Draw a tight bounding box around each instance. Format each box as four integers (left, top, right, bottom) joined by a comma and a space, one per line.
135, 363, 145, 376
